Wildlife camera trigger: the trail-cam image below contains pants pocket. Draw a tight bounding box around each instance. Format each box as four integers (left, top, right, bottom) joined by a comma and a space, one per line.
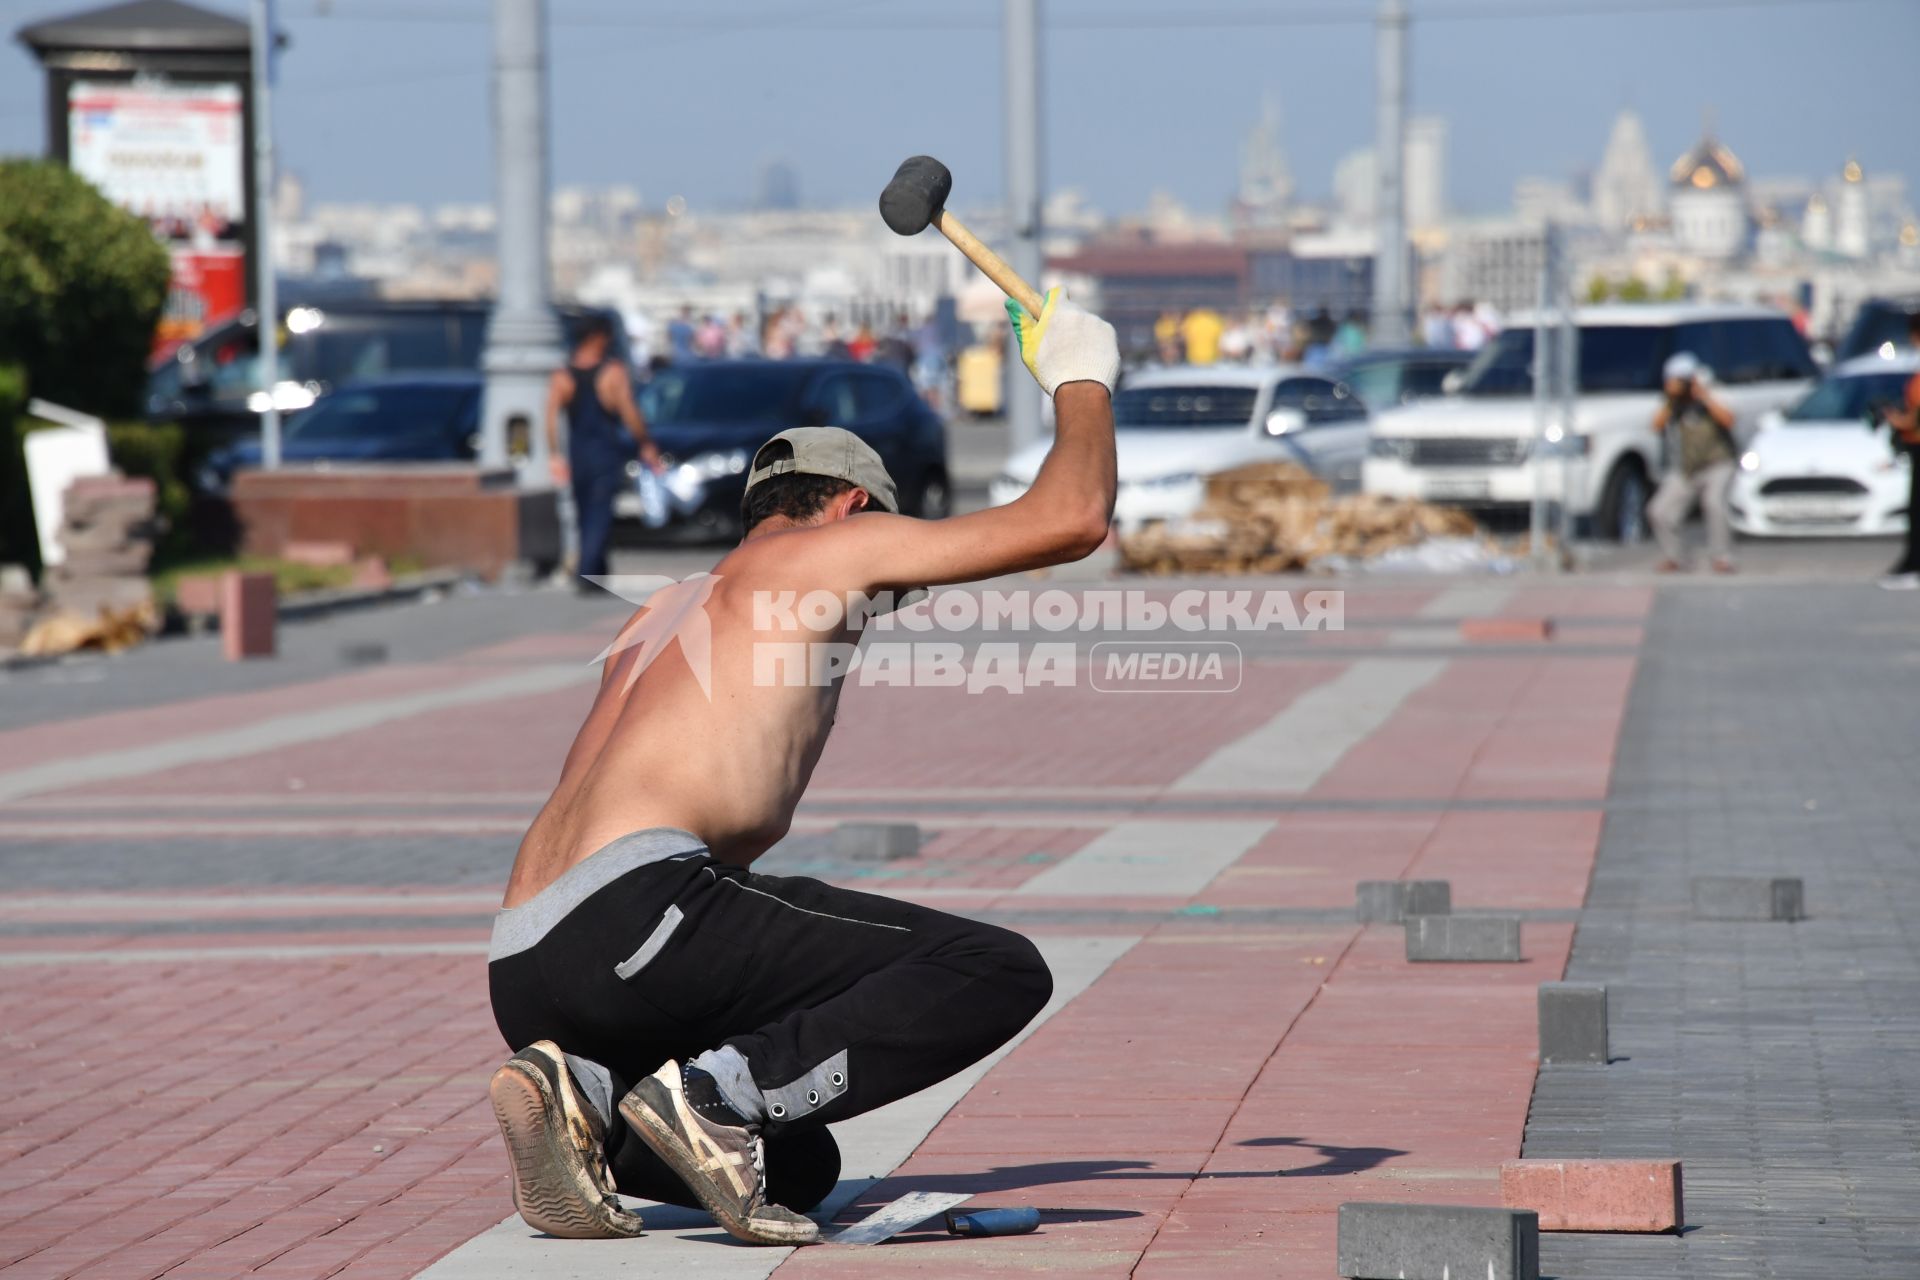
614, 905, 684, 980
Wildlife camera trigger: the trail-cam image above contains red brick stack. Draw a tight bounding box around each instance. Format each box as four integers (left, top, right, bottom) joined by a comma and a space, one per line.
45, 474, 158, 622
0, 564, 36, 649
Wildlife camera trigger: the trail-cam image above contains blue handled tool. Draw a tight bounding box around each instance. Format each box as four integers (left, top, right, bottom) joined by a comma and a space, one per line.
945, 1206, 1040, 1237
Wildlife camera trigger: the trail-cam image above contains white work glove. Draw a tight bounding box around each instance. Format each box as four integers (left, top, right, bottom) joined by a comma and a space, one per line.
1006, 289, 1120, 396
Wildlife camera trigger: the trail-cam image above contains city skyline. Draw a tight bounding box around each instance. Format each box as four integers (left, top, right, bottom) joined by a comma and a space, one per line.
0, 0, 1914, 218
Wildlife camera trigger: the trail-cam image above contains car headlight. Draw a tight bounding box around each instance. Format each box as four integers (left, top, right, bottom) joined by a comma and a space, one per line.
1739, 451, 1760, 473
1368, 436, 1413, 460
1540, 433, 1590, 457
663, 463, 707, 504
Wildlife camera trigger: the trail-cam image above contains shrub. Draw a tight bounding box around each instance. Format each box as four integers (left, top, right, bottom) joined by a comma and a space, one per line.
0, 158, 171, 418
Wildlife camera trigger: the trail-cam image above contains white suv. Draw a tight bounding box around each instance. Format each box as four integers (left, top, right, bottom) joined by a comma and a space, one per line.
1363, 304, 1817, 540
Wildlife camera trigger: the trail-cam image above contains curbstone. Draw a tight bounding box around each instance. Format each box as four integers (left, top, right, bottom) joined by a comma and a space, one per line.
1405, 913, 1522, 962
1355, 879, 1451, 923
1689, 875, 1803, 921
1337, 1202, 1539, 1280
1500, 1159, 1682, 1233
831, 822, 921, 862
1538, 982, 1608, 1064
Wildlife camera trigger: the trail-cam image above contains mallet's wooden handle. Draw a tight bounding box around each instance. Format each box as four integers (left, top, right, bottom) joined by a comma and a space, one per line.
932, 209, 1046, 317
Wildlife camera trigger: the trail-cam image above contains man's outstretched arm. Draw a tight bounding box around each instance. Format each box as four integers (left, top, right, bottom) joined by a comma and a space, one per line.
801, 292, 1121, 591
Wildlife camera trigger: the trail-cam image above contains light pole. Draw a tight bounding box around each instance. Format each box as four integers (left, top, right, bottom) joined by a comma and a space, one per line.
1371, 0, 1409, 346
1003, 0, 1043, 454
480, 0, 564, 477
249, 0, 281, 468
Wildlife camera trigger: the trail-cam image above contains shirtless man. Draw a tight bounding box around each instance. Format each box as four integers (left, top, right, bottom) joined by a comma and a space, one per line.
486, 292, 1120, 1246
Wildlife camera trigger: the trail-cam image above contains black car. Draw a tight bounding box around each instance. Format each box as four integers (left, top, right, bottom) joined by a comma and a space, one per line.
1836, 296, 1920, 362
626, 359, 950, 539
148, 299, 627, 442
197, 373, 482, 496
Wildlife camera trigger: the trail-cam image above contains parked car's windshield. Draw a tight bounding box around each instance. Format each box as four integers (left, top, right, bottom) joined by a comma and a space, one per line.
285, 385, 474, 443
1784, 372, 1913, 423
1837, 302, 1920, 362
1457, 326, 1669, 396
292, 311, 489, 387
1112, 385, 1259, 429
642, 366, 815, 425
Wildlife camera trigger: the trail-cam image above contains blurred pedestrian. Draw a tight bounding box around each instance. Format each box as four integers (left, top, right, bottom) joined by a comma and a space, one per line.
820, 313, 851, 359
1180, 307, 1225, 366
1218, 314, 1252, 363
667, 305, 697, 362
848, 323, 877, 363
1153, 310, 1185, 365
1873, 312, 1920, 588
1449, 302, 1488, 351
1421, 304, 1454, 349
695, 314, 727, 359
726, 310, 761, 358
1647, 352, 1737, 574
547, 315, 662, 586
1333, 310, 1368, 357
872, 313, 916, 373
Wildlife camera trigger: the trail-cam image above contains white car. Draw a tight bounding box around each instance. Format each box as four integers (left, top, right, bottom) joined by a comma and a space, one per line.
989, 365, 1368, 527
1363, 304, 1817, 540
1729, 354, 1916, 538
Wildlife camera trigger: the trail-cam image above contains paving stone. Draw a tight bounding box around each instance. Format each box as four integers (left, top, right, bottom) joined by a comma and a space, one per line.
1355, 878, 1451, 922
1501, 1158, 1682, 1232
1689, 875, 1805, 922
1405, 912, 1522, 962
830, 821, 921, 861
1538, 982, 1608, 1064
1336, 1202, 1540, 1279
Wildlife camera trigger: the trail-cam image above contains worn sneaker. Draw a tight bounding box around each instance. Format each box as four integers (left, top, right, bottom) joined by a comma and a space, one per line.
489, 1042, 646, 1239
618, 1059, 819, 1246
1878, 571, 1920, 591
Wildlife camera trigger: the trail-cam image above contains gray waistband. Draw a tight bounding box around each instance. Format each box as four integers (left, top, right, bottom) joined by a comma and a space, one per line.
489, 827, 706, 961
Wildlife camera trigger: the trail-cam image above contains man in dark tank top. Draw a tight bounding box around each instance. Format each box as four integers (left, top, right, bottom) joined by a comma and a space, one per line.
546, 316, 661, 583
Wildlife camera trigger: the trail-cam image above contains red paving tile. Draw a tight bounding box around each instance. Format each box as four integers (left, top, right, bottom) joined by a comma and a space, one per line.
0, 584, 1646, 1277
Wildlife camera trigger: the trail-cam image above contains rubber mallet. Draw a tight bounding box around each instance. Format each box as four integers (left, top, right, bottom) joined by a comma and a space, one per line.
878, 155, 1046, 316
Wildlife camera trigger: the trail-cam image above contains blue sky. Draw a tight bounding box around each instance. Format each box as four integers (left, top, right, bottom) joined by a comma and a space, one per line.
2, 0, 1915, 216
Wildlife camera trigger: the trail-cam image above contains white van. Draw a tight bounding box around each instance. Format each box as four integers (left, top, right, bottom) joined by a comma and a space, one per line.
1362, 305, 1817, 540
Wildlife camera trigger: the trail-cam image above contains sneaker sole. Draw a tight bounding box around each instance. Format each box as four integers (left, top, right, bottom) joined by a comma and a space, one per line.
489, 1058, 645, 1239
618, 1079, 817, 1246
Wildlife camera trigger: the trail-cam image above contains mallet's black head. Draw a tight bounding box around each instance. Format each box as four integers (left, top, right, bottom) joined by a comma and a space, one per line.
879, 155, 953, 236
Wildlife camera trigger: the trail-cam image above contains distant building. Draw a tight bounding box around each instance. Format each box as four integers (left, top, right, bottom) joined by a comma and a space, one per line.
1406, 117, 1447, 232
756, 159, 800, 212
1800, 193, 1834, 254
1513, 177, 1588, 227
1835, 158, 1870, 259
1439, 219, 1549, 314
1047, 238, 1249, 354
1234, 95, 1293, 229
1332, 147, 1375, 230
1593, 108, 1663, 234
1669, 132, 1749, 260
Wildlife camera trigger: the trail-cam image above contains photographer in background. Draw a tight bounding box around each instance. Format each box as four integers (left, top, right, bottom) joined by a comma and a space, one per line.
1873, 312, 1920, 590
1648, 352, 1739, 574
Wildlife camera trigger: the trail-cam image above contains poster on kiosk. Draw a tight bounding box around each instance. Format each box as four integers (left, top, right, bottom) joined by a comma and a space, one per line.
66, 78, 249, 355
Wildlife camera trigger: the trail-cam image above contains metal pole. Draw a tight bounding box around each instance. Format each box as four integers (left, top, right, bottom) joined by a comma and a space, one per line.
1371, 0, 1409, 347
249, 0, 281, 469
480, 0, 564, 477
1003, 0, 1044, 454
1528, 222, 1553, 566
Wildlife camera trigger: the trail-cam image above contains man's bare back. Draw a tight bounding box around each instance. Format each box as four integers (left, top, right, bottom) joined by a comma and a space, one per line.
502, 379, 1118, 909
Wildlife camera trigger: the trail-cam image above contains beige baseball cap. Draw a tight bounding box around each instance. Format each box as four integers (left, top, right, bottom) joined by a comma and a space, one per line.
743, 427, 899, 514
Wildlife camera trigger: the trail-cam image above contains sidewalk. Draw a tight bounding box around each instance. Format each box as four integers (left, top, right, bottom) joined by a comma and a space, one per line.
0, 568, 1914, 1277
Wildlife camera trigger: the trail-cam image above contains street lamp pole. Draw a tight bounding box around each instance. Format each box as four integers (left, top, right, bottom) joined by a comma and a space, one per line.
1371, 0, 1409, 346
249, 0, 280, 469
480, 0, 564, 478
1003, 0, 1044, 454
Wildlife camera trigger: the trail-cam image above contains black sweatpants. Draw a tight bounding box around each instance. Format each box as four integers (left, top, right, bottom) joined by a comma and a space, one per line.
488, 833, 1052, 1212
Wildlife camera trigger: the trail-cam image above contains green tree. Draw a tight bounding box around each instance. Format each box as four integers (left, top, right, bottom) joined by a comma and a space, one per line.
0, 158, 170, 418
